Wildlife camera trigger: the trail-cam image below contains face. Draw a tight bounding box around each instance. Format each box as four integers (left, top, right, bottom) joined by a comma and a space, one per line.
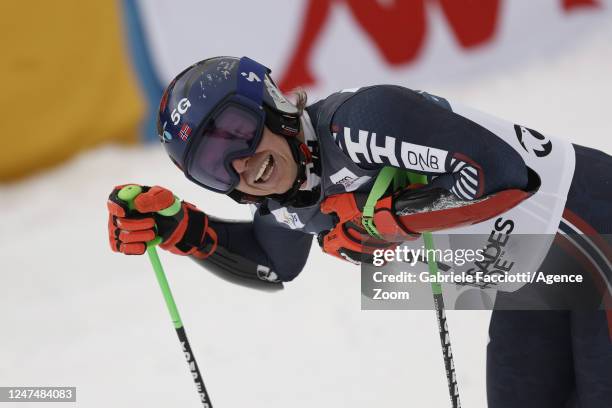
231, 127, 298, 196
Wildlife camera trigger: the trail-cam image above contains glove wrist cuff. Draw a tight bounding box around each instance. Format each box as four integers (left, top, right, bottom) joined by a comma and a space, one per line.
159, 203, 217, 259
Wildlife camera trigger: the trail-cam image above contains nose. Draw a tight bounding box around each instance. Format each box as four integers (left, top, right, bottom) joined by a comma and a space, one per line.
231, 156, 249, 173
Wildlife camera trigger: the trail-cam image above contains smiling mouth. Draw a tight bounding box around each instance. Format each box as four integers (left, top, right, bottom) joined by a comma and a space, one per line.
254, 154, 275, 183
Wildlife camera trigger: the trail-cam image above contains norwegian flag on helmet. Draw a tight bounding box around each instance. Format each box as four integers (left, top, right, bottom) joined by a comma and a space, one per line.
179, 124, 192, 141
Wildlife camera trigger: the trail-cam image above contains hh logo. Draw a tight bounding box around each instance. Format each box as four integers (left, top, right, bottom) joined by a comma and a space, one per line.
514, 125, 552, 158
271, 207, 305, 230
278, 0, 597, 91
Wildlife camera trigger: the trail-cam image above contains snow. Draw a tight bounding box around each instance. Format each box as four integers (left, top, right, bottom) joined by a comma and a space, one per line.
2, 25, 612, 408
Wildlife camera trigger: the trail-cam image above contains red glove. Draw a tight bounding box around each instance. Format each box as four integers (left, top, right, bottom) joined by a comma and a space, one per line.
107, 184, 217, 258
318, 191, 418, 265
319, 184, 531, 264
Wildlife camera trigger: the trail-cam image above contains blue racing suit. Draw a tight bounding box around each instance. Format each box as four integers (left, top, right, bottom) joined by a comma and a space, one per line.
197, 86, 611, 407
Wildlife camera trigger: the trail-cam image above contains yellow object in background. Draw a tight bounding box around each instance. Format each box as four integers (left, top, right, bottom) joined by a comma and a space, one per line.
0, 1, 145, 181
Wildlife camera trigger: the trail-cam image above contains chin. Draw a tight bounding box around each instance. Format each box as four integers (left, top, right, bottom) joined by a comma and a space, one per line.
271, 187, 289, 196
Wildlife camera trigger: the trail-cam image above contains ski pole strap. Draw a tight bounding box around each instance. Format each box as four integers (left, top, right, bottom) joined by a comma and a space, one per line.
393, 169, 408, 191
402, 173, 443, 295
362, 166, 398, 239
406, 172, 427, 186
362, 168, 430, 239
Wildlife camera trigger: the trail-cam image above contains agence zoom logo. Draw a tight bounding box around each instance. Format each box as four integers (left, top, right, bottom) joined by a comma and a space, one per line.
514, 124, 552, 157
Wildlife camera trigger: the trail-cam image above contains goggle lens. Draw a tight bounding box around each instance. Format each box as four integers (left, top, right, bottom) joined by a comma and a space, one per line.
187, 104, 262, 192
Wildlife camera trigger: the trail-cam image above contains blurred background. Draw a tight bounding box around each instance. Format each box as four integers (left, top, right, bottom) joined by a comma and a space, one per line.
1, 1, 611, 407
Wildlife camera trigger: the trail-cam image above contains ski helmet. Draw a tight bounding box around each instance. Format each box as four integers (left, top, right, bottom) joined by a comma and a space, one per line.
157, 56, 310, 203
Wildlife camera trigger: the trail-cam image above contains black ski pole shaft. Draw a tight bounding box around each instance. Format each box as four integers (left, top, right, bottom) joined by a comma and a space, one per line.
424, 232, 461, 408
405, 172, 461, 407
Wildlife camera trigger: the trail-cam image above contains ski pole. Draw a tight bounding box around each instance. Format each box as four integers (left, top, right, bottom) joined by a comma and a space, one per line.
118, 185, 213, 408
407, 175, 461, 408
423, 233, 461, 408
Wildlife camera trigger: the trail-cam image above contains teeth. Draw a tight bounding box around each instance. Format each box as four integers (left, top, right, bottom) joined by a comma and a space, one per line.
255, 156, 270, 183
262, 160, 274, 182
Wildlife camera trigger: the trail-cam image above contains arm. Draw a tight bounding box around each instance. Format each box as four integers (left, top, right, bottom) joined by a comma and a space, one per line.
330, 85, 529, 199
107, 185, 312, 290
316, 88, 533, 263
191, 210, 313, 288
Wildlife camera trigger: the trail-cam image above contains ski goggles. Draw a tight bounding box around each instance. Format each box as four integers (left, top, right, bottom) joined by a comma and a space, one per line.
183, 57, 269, 193
184, 97, 265, 193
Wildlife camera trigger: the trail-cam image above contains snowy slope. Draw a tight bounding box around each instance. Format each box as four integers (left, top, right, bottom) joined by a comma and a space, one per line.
1, 25, 611, 408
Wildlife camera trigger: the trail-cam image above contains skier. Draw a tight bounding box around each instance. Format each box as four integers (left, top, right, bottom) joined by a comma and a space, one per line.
107, 56, 611, 407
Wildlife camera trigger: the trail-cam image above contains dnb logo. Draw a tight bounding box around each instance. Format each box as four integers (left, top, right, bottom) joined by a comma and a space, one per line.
514, 125, 552, 157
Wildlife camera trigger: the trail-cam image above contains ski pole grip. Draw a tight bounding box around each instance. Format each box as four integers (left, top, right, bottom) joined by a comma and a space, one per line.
117, 185, 179, 247
117, 185, 182, 216
117, 184, 142, 212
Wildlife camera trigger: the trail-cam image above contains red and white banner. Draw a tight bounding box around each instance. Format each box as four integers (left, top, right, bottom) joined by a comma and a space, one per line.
138, 0, 610, 98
